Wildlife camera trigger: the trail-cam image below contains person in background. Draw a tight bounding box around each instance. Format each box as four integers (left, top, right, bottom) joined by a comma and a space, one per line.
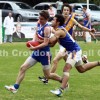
48, 5, 56, 21
3, 11, 14, 43
82, 7, 98, 43
56, 0, 63, 14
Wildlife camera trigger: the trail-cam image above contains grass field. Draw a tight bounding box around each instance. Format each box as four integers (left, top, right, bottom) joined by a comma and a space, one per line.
0, 41, 100, 100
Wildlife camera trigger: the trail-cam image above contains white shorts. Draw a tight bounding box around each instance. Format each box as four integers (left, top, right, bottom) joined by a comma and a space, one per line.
66, 50, 82, 67
59, 45, 66, 52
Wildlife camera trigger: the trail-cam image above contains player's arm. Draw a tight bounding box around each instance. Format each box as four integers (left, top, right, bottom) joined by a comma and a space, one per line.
49, 29, 64, 47
30, 27, 51, 50
73, 18, 96, 33
86, 13, 91, 26
32, 22, 44, 43
34, 33, 44, 43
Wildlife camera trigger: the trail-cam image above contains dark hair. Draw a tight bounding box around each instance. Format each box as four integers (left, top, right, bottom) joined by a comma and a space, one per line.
39, 10, 50, 19
55, 14, 65, 26
82, 7, 87, 10
49, 5, 52, 7
61, 4, 72, 14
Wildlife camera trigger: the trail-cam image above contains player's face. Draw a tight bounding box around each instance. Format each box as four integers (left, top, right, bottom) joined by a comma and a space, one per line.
62, 7, 70, 17
38, 15, 47, 25
82, 8, 86, 12
51, 17, 57, 28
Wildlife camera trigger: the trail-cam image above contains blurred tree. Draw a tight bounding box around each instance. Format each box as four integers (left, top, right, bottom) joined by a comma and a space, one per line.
92, 0, 100, 5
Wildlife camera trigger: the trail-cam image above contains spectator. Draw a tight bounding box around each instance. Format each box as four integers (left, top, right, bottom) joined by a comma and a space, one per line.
56, 0, 63, 14
72, 4, 76, 12
82, 7, 98, 43
3, 11, 14, 43
48, 5, 56, 21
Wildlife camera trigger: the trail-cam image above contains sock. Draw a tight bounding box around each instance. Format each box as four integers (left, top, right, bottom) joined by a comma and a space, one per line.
84, 40, 86, 42
93, 39, 97, 41
98, 61, 100, 65
60, 87, 64, 92
14, 84, 19, 89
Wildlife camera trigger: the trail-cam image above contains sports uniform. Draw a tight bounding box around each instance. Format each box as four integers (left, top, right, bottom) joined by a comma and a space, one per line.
83, 12, 91, 29
59, 15, 74, 55
58, 26, 82, 67
28, 22, 51, 69
63, 15, 74, 36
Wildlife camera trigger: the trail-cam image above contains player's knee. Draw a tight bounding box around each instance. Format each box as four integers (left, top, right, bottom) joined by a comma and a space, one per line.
76, 66, 86, 73
63, 64, 72, 72
63, 72, 69, 77
53, 59, 58, 65
20, 64, 27, 72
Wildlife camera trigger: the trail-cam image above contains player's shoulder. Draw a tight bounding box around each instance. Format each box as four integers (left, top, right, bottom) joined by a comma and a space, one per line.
45, 26, 52, 30
56, 28, 65, 34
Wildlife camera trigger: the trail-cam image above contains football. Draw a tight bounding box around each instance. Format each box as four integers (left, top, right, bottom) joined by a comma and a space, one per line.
26, 41, 40, 48
82, 55, 89, 63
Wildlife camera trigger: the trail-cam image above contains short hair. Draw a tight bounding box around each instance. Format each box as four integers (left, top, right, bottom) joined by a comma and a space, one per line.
55, 14, 65, 26
39, 10, 50, 20
82, 7, 87, 10
61, 4, 72, 14
49, 5, 52, 7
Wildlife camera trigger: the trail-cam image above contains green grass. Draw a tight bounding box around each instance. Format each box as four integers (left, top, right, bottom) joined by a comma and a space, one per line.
0, 41, 100, 100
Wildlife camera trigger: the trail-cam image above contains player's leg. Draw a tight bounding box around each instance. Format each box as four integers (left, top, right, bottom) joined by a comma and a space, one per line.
76, 61, 100, 73
5, 56, 37, 93
75, 49, 100, 73
15, 56, 37, 84
50, 51, 78, 96
89, 32, 98, 43
82, 31, 86, 42
43, 66, 62, 82
40, 52, 62, 82
38, 46, 66, 83
50, 50, 66, 73
50, 63, 71, 97
38, 51, 64, 83
86, 23, 98, 43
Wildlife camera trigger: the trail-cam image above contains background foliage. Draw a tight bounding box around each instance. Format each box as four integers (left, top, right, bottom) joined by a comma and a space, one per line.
21, 0, 100, 6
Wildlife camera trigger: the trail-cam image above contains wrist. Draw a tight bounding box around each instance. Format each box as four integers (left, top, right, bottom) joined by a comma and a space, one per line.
89, 29, 91, 32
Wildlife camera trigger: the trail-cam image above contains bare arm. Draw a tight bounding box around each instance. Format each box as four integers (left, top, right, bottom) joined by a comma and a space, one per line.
30, 27, 51, 50
73, 18, 95, 33
49, 35, 58, 47
49, 29, 65, 47
86, 13, 91, 26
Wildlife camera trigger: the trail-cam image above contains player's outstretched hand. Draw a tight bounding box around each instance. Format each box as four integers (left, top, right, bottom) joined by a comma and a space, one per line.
90, 28, 96, 33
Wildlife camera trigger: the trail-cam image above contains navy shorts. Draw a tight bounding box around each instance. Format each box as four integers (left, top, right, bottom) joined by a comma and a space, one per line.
32, 50, 52, 65
84, 20, 91, 29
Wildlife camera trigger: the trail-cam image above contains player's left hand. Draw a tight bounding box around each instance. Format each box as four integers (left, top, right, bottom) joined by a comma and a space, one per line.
90, 28, 96, 33
29, 43, 35, 50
